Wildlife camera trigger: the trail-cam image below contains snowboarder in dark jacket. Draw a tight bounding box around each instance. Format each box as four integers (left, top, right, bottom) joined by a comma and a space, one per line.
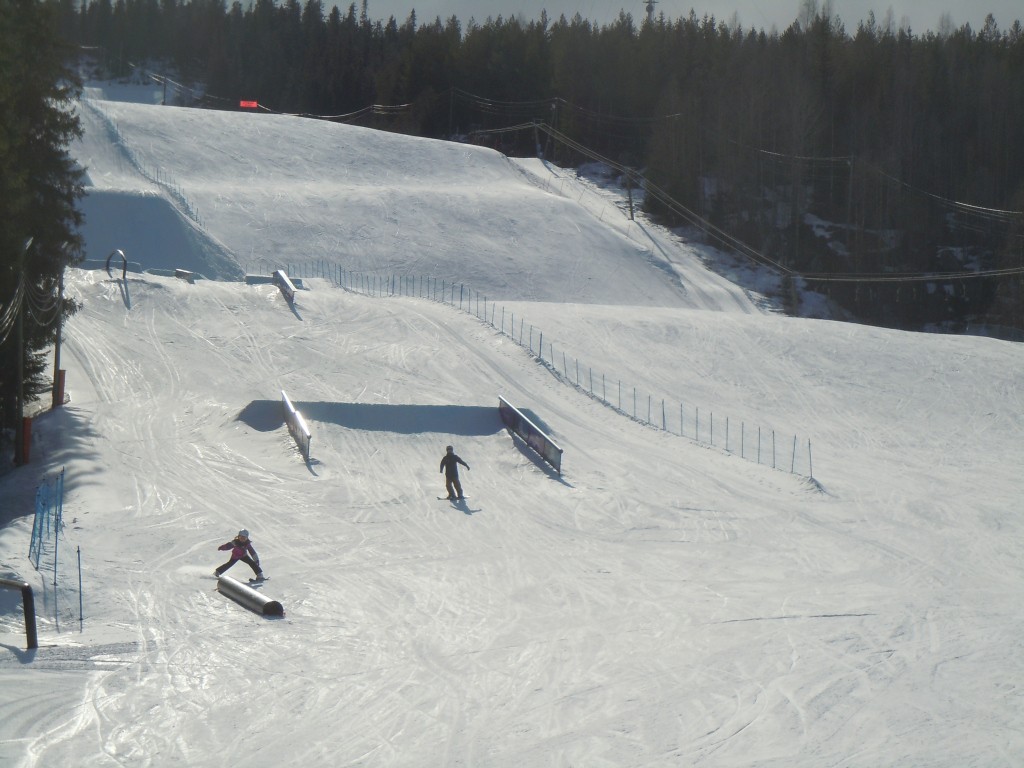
440, 445, 470, 500
215, 529, 264, 579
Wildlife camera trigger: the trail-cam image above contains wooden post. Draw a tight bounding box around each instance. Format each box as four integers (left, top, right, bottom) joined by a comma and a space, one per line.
0, 578, 38, 649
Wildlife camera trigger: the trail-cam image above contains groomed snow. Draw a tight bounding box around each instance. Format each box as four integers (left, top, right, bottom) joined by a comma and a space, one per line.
0, 81, 1022, 767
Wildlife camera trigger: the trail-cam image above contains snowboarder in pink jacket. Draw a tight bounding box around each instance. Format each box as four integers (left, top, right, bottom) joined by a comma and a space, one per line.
215, 529, 264, 580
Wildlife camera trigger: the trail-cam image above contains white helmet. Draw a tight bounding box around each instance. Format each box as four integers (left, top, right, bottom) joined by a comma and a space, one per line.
238, 529, 249, 538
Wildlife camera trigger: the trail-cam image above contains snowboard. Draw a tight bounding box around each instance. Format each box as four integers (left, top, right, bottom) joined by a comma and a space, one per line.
437, 496, 467, 501
210, 573, 267, 581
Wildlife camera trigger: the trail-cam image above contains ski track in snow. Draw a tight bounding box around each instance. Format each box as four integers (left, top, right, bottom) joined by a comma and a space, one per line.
0, 84, 1022, 767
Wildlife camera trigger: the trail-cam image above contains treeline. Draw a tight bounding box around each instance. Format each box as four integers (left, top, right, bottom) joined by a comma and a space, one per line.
57, 0, 1024, 332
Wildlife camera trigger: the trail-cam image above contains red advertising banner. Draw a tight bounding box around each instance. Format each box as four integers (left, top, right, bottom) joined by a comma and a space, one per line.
239, 100, 258, 109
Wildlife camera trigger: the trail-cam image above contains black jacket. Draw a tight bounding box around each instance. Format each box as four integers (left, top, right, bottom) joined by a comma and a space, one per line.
440, 453, 469, 477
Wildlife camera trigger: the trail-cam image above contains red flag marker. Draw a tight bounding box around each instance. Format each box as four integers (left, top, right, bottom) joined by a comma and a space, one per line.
239, 100, 258, 109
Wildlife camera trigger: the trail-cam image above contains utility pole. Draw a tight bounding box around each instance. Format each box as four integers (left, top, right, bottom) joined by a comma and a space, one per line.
626, 169, 635, 221
642, 0, 657, 24
14, 238, 32, 465
52, 252, 65, 409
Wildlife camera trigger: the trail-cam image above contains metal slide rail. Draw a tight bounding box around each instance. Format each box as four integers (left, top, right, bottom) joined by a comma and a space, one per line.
499, 396, 563, 474
217, 576, 283, 616
105, 249, 128, 281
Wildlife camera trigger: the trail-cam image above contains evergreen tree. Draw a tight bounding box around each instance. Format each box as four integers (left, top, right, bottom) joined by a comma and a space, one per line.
0, 0, 85, 460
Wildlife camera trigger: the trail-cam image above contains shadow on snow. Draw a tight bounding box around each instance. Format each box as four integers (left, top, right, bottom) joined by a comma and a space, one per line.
237, 400, 504, 437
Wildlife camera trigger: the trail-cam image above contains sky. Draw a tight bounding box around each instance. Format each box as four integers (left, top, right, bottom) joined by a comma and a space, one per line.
1, 80, 1023, 766
351, 0, 1020, 33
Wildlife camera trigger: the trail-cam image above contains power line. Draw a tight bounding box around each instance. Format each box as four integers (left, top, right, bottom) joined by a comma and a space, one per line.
470, 121, 1024, 283
877, 170, 1024, 223
0, 277, 26, 347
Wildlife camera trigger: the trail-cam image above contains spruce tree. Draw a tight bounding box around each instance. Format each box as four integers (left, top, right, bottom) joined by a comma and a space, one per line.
0, 0, 84, 464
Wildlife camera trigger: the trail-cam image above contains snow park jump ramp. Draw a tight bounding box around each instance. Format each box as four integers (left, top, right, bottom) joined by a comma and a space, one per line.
77, 189, 243, 280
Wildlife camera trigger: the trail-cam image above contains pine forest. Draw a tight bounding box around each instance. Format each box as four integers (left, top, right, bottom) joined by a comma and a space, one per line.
52, 0, 1024, 333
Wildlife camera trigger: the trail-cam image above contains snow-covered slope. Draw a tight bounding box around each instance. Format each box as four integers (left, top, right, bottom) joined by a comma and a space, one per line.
0, 83, 1022, 767
74, 87, 757, 313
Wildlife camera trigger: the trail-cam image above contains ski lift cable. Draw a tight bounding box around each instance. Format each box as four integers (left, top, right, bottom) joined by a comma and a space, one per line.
800, 266, 1024, 282
877, 170, 1024, 220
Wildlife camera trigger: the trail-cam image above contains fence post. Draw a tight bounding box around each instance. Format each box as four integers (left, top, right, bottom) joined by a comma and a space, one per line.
78, 546, 84, 629
29, 494, 41, 567
0, 579, 37, 650
808, 439, 813, 479
53, 513, 59, 589
791, 434, 798, 473
23, 584, 37, 649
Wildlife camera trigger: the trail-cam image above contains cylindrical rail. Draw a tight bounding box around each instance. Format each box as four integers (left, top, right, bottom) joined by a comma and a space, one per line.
217, 575, 283, 616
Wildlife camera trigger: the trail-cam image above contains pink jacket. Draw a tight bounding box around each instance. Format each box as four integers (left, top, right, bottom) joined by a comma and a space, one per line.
219, 537, 258, 561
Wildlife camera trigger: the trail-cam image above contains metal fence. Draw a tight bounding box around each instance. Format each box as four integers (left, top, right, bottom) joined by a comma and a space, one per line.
246, 262, 815, 479
29, 468, 64, 571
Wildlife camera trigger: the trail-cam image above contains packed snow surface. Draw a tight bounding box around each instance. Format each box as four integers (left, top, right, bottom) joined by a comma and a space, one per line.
0, 82, 1022, 767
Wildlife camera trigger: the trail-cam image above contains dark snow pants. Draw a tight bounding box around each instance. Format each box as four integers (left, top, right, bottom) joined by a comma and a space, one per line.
216, 555, 261, 577
445, 475, 464, 499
